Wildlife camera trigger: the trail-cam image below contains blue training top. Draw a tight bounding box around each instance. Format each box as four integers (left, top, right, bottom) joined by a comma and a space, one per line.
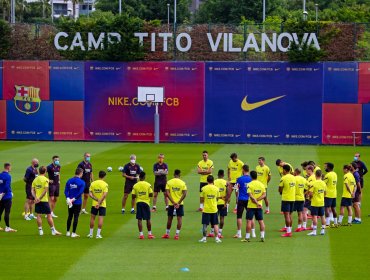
236, 175, 252, 201
0, 171, 12, 200
64, 177, 86, 205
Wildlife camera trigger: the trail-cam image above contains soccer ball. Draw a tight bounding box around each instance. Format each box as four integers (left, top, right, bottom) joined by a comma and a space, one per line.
107, 167, 113, 172
118, 166, 124, 172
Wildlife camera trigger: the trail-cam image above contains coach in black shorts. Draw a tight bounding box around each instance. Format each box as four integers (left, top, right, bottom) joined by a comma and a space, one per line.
77, 153, 93, 214
121, 155, 142, 214
152, 154, 169, 212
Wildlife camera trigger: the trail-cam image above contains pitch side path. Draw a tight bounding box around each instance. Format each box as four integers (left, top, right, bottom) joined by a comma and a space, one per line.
0, 142, 368, 280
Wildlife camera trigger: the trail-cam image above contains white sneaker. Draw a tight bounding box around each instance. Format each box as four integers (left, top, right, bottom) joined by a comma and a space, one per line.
215, 237, 222, 243
5, 227, 17, 232
25, 215, 32, 221
87, 233, 93, 238
96, 235, 103, 239
307, 231, 317, 236
320, 230, 325, 235
52, 230, 62, 236
39, 229, 44, 236
71, 233, 80, 238
51, 213, 58, 218
81, 209, 88, 214
252, 232, 256, 238
66, 232, 71, 237
198, 237, 207, 243
29, 214, 35, 219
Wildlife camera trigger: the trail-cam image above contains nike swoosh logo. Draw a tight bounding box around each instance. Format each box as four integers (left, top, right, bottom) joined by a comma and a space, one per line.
241, 95, 286, 111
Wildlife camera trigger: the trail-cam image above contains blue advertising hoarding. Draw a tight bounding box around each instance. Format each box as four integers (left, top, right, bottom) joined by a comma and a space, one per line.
362, 104, 370, 145
50, 61, 84, 101
0, 61, 3, 99
323, 62, 358, 103
6, 100, 54, 140
205, 62, 323, 144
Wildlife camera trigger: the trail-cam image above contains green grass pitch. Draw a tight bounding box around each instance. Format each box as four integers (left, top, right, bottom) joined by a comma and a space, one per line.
0, 141, 369, 280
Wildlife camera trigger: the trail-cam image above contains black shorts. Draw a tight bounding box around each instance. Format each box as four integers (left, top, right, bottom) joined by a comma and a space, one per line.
324, 197, 337, 208
237, 200, 248, 219
168, 205, 184, 217
49, 184, 60, 197
310, 206, 325, 217
136, 202, 150, 220
246, 208, 263, 221
35, 202, 51, 214
353, 191, 361, 203
25, 184, 34, 200
304, 199, 311, 209
91, 206, 106, 216
202, 212, 219, 226
124, 181, 136, 194
217, 205, 227, 217
294, 201, 304, 212
199, 182, 208, 192
154, 183, 166, 193
341, 197, 353, 207
281, 201, 294, 213
83, 182, 91, 194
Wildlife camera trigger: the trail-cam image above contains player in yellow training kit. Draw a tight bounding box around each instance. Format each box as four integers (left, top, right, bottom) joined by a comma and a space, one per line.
278, 165, 296, 237
338, 165, 356, 226
197, 151, 214, 211
307, 170, 327, 236
199, 175, 222, 243
214, 170, 229, 238
323, 162, 338, 227
256, 157, 271, 214
88, 171, 108, 239
161, 169, 187, 240
132, 172, 154, 239
243, 171, 266, 242
293, 168, 307, 232
227, 153, 244, 213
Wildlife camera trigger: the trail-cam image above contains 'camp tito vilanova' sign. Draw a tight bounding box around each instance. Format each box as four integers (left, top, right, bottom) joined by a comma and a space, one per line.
54, 32, 320, 53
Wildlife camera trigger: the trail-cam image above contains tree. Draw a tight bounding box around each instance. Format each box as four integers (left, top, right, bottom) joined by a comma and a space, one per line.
0, 19, 11, 58
95, 0, 191, 24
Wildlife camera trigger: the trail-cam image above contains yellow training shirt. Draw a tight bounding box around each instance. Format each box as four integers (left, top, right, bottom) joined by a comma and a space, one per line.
90, 179, 109, 208
32, 175, 49, 202
165, 178, 187, 205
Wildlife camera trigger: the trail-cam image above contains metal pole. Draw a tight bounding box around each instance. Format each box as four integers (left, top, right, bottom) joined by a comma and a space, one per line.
262, 0, 266, 22
119, 0, 122, 14
315, 4, 318, 22
10, 0, 15, 23
51, 0, 54, 22
303, 0, 307, 21
174, 0, 177, 26
87, 1, 90, 17
167, 3, 170, 32
154, 104, 160, 144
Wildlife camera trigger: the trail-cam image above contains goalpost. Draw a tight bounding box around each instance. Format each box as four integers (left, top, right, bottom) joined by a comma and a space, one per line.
352, 131, 370, 147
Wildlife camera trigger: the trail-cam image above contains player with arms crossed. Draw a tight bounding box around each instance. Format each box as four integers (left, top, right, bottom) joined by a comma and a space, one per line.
307, 170, 327, 236
199, 175, 222, 243
47, 155, 61, 218
162, 169, 187, 240
77, 153, 93, 215
88, 171, 108, 239
197, 151, 214, 212
32, 166, 61, 236
243, 171, 266, 242
227, 153, 244, 214
256, 157, 271, 214
338, 165, 356, 226
323, 162, 338, 227
278, 165, 296, 237
132, 172, 155, 239
152, 154, 169, 212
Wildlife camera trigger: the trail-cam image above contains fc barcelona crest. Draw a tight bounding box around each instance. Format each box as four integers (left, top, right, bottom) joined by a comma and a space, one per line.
14, 85, 41, 115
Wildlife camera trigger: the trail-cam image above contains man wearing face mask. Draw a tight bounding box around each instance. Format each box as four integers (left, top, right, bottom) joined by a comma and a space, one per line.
47, 155, 61, 218
23, 158, 39, 221
353, 153, 367, 189
121, 154, 142, 214
78, 153, 93, 214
